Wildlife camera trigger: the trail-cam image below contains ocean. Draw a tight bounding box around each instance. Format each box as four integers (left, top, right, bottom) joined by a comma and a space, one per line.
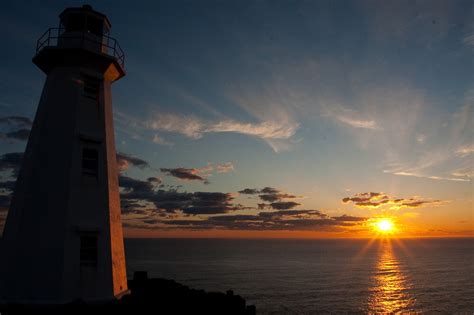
124, 238, 474, 314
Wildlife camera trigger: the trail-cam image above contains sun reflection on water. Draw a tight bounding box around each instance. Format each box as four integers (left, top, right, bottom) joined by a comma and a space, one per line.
368, 240, 416, 313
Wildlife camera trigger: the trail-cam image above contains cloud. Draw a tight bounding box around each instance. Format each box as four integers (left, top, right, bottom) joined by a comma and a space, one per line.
206, 120, 298, 140
0, 116, 32, 128
0, 151, 24, 231
160, 167, 206, 182
260, 187, 280, 194
238, 187, 302, 210
147, 177, 162, 184
258, 201, 301, 210
0, 180, 16, 192
259, 193, 299, 203
160, 162, 233, 183
144, 113, 298, 152
464, 34, 474, 47
342, 192, 447, 210
152, 134, 173, 146
451, 168, 473, 179
384, 170, 470, 182
119, 175, 157, 194
456, 144, 474, 157
118, 152, 234, 182
239, 186, 299, 201
260, 209, 326, 218
119, 175, 245, 215
321, 105, 379, 130
182, 192, 244, 215
332, 214, 367, 222
335, 116, 378, 129
0, 129, 30, 142
382, 98, 473, 183
117, 154, 231, 184
127, 209, 368, 231
116, 152, 150, 172
238, 188, 260, 195
0, 194, 12, 208
0, 152, 23, 176
416, 134, 426, 143
115, 175, 367, 232
0, 116, 33, 142
145, 114, 204, 139
216, 162, 234, 173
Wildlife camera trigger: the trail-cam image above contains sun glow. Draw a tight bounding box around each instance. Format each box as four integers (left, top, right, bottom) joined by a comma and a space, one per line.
374, 219, 396, 235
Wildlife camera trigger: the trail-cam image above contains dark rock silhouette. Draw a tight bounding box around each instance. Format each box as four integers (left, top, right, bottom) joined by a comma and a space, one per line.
0, 271, 256, 315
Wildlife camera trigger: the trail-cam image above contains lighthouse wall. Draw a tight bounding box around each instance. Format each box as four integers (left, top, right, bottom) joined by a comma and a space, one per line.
103, 79, 128, 297
1, 67, 80, 302
0, 65, 128, 302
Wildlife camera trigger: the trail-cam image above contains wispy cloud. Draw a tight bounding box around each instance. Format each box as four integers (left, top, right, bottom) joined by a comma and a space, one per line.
152, 134, 172, 146
206, 119, 298, 139
416, 134, 426, 143
464, 34, 474, 48
383, 170, 470, 182
145, 114, 204, 139
321, 104, 380, 130
451, 168, 473, 179
216, 162, 234, 173
456, 144, 474, 157
335, 116, 378, 129
144, 113, 299, 152
381, 91, 473, 183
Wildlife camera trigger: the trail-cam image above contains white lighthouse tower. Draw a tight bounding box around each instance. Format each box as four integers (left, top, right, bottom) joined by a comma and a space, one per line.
0, 5, 128, 303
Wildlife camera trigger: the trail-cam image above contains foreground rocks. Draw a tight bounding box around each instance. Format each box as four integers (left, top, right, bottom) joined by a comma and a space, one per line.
0, 271, 256, 315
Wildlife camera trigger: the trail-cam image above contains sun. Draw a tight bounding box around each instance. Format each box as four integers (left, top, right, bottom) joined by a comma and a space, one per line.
374, 218, 396, 235
377, 219, 393, 232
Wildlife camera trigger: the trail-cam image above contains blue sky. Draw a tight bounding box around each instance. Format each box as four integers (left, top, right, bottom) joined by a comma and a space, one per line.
0, 0, 472, 237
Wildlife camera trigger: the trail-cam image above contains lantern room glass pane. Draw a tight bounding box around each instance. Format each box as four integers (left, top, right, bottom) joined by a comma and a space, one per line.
65, 13, 85, 32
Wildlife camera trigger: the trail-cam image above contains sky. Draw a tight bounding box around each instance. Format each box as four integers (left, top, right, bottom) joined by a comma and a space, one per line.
0, 0, 472, 238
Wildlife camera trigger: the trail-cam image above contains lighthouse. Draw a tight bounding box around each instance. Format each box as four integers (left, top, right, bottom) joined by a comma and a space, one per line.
0, 5, 128, 303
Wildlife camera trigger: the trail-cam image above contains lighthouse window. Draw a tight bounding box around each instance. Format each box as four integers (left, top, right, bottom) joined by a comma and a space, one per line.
83, 76, 100, 101
80, 234, 98, 266
65, 13, 86, 32
87, 17, 103, 36
82, 147, 98, 176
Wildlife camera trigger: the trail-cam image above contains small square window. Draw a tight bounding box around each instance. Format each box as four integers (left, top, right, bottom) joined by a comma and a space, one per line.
82, 147, 98, 176
83, 75, 100, 101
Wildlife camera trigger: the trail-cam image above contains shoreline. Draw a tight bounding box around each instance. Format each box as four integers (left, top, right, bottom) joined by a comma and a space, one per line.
0, 271, 256, 315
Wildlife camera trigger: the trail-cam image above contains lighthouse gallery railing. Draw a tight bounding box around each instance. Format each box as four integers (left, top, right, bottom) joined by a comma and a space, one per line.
35, 27, 125, 68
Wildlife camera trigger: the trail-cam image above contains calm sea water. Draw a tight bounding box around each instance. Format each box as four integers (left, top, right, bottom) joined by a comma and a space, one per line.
124, 238, 474, 314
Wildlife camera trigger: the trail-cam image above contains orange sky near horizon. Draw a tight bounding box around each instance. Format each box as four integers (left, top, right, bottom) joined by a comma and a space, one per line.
123, 226, 474, 239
